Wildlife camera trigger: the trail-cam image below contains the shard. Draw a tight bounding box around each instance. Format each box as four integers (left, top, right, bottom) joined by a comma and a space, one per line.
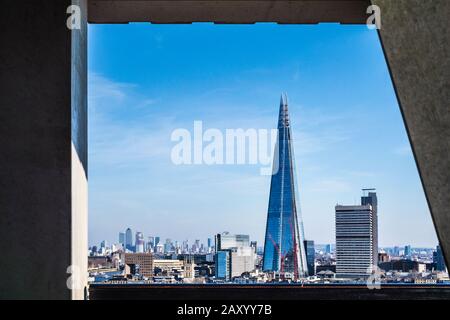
262, 93, 308, 279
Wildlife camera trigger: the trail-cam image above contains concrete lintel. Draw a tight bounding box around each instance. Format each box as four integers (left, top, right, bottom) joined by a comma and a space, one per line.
88, 0, 371, 24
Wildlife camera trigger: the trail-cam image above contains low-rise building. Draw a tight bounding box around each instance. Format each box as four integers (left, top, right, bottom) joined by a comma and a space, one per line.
124, 253, 154, 277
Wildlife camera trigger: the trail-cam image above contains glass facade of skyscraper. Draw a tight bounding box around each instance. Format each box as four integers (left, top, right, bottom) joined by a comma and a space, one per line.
125, 228, 133, 251
304, 240, 315, 276
262, 94, 308, 278
404, 245, 412, 258
215, 250, 230, 281
119, 232, 125, 246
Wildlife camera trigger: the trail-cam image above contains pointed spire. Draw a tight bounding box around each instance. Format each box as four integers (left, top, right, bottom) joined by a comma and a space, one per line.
264, 93, 307, 278
278, 92, 290, 128
281, 92, 288, 106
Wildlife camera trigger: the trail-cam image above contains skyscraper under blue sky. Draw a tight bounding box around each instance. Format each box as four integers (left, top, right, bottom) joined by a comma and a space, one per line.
263, 94, 308, 278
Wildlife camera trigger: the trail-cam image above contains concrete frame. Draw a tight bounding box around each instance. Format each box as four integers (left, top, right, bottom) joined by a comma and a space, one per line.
0, 0, 448, 299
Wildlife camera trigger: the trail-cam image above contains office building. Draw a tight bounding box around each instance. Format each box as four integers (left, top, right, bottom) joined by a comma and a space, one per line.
153, 259, 184, 275
207, 238, 213, 253
262, 94, 308, 279
250, 241, 257, 254
125, 228, 133, 252
335, 192, 378, 278
404, 245, 412, 258
164, 239, 174, 253
215, 232, 249, 250
124, 253, 154, 277
215, 250, 231, 281
361, 190, 378, 266
304, 240, 315, 276
147, 236, 155, 252
135, 232, 145, 253
155, 243, 164, 254
230, 247, 257, 278
434, 245, 447, 271
215, 232, 256, 280
118, 232, 125, 246
393, 246, 400, 257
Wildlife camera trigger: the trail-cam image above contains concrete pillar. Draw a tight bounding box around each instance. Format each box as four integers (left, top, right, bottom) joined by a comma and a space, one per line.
0, 0, 87, 299
373, 0, 450, 267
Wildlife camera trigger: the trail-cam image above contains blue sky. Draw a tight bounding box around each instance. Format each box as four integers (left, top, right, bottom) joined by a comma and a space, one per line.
88, 23, 438, 248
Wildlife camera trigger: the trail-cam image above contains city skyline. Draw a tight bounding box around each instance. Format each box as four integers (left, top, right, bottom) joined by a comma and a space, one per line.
91, 228, 442, 254
89, 225, 442, 262
93, 231, 442, 250
88, 23, 438, 248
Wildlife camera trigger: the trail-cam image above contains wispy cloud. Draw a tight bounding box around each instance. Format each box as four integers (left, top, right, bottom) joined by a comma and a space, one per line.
88, 73, 170, 169
89, 73, 158, 115
89, 73, 136, 105
294, 129, 349, 156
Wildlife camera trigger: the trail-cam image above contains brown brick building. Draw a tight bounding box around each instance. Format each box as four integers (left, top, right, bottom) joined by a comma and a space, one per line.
124, 253, 154, 277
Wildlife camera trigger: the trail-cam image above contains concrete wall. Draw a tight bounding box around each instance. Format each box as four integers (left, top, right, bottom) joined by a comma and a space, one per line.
373, 0, 450, 269
0, 0, 87, 299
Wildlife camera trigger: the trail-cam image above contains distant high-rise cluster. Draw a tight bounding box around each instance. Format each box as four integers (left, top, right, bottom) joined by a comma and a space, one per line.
112, 229, 214, 256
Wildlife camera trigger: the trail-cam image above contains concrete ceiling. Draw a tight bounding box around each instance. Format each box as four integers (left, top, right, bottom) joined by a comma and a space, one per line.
88, 0, 371, 24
